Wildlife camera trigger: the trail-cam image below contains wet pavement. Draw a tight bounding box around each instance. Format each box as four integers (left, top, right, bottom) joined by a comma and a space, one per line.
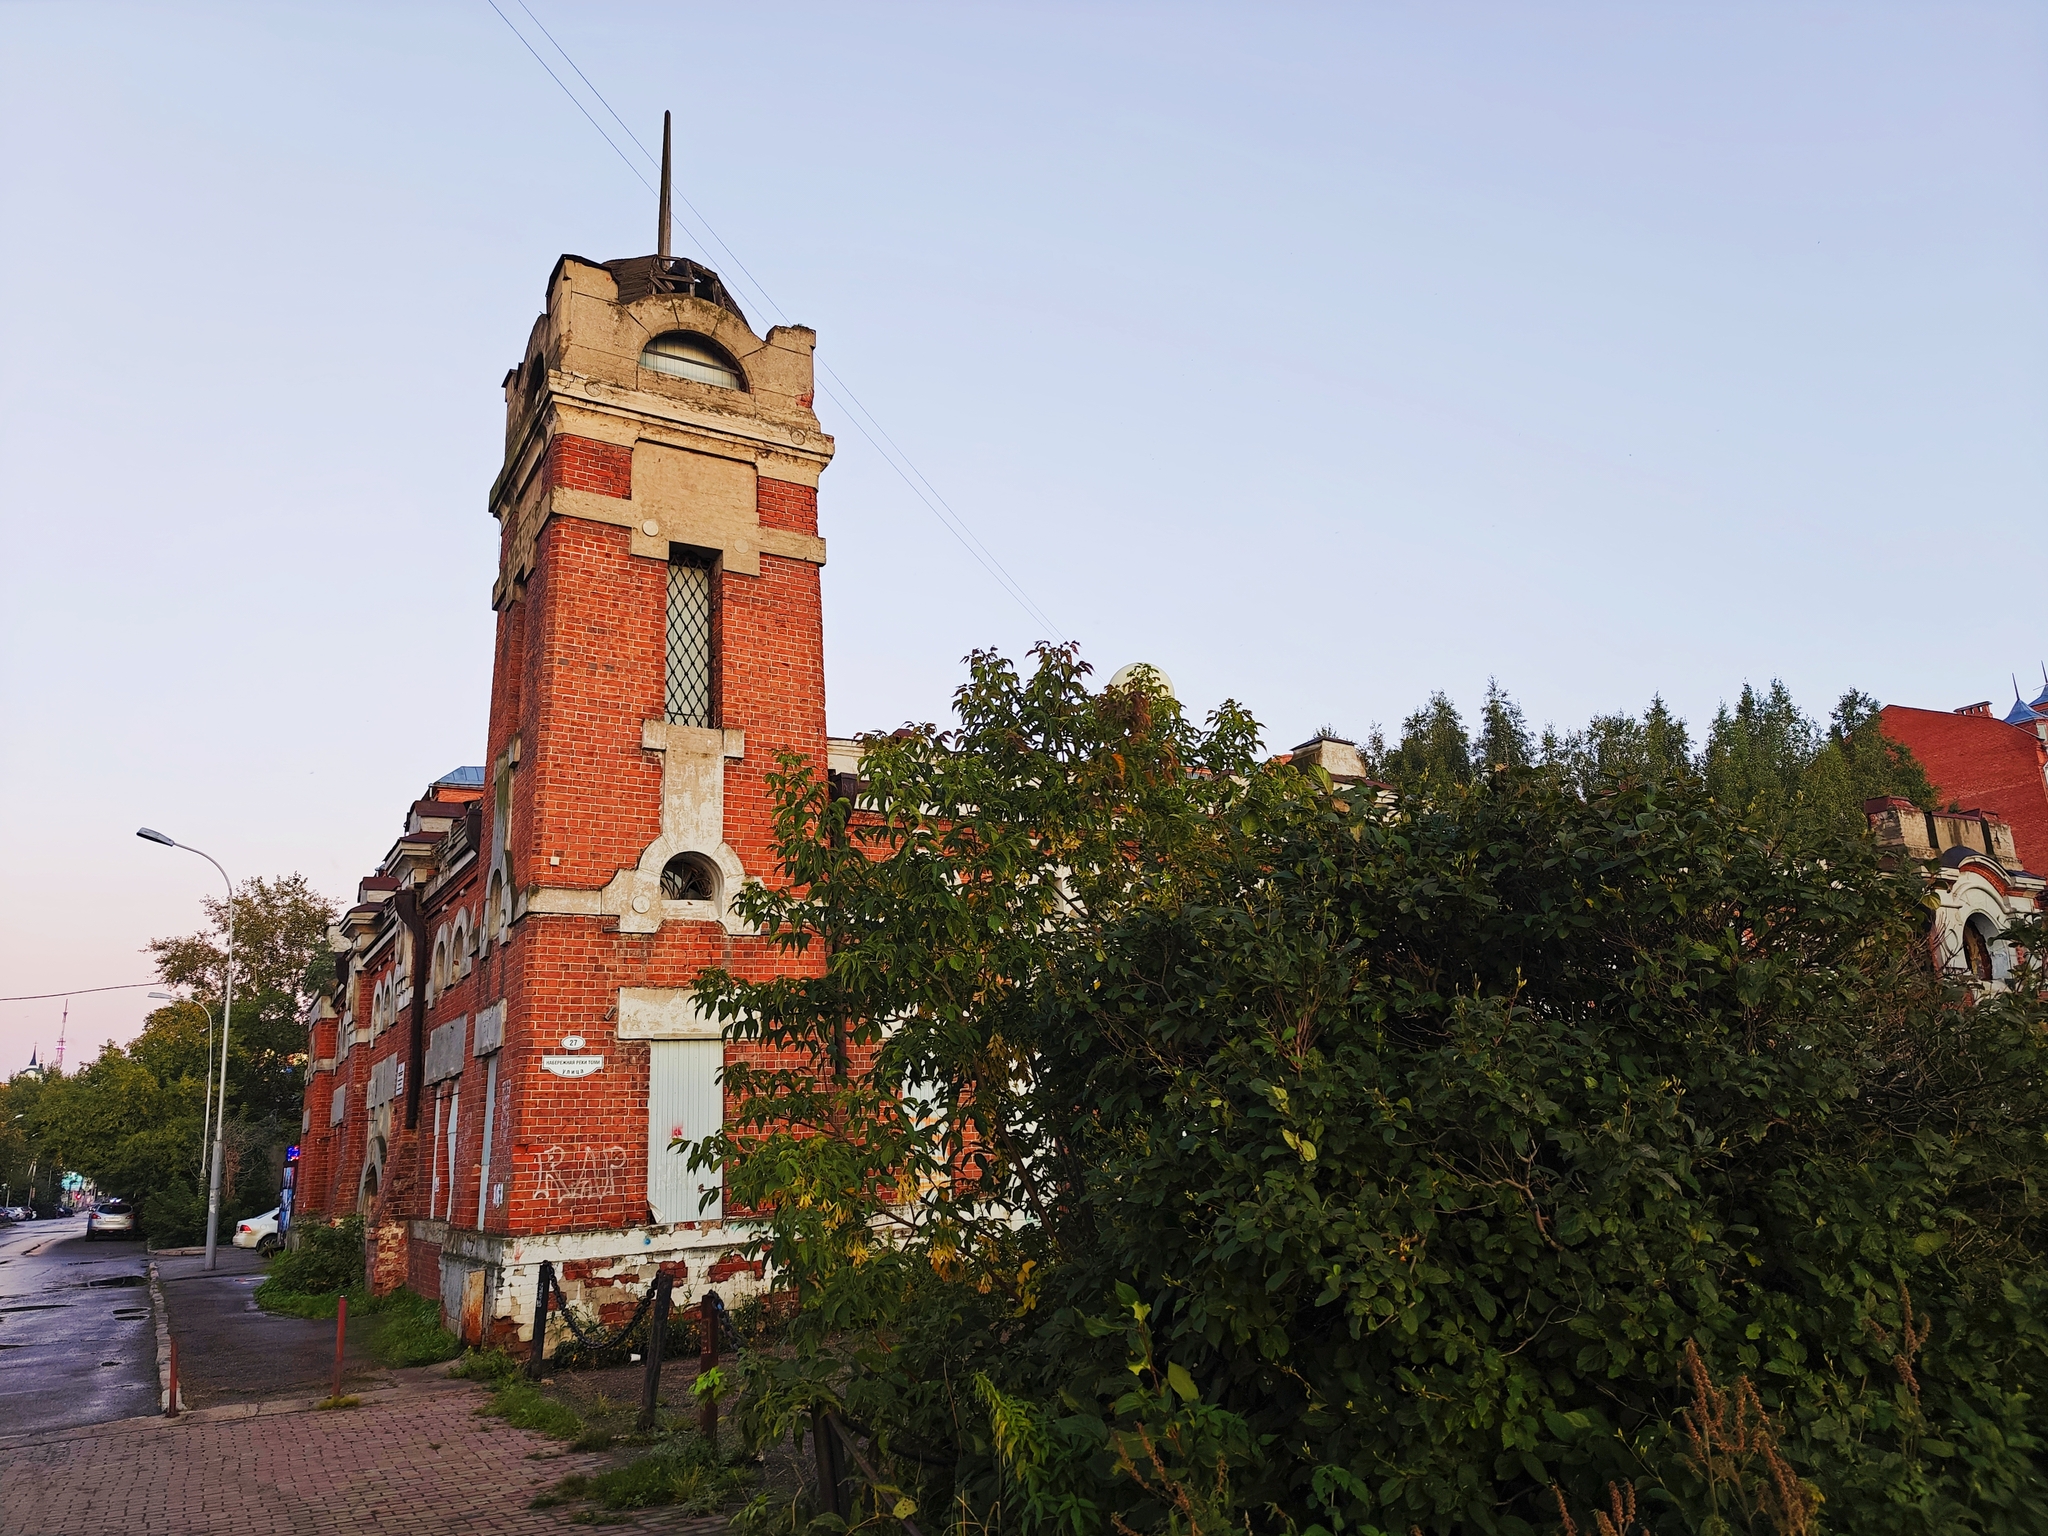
156, 1243, 380, 1407
0, 1213, 158, 1434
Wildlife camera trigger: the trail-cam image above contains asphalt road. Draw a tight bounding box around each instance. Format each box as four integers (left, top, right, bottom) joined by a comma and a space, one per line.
0, 1214, 158, 1434
156, 1243, 380, 1408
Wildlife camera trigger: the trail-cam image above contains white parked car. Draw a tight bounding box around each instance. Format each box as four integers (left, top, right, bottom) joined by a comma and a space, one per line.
233, 1207, 282, 1253
86, 1200, 136, 1239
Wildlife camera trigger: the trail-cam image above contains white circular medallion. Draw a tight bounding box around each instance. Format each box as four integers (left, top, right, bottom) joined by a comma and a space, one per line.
642, 520, 660, 536
632, 895, 650, 913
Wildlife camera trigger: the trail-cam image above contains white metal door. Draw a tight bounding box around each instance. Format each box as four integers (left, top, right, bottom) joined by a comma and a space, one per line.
647, 1040, 722, 1224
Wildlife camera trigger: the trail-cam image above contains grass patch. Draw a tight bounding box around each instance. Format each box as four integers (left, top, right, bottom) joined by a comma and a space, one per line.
369, 1289, 464, 1366
482, 1379, 585, 1439
537, 1436, 754, 1516
315, 1394, 361, 1410
252, 1280, 462, 1366
252, 1278, 346, 1319
448, 1347, 520, 1383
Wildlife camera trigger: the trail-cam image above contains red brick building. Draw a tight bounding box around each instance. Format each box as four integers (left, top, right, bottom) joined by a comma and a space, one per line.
295, 247, 856, 1343
1872, 683, 2048, 985
1880, 693, 2048, 877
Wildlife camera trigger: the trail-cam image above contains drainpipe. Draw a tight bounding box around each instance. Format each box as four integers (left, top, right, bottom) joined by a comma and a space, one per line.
394, 886, 429, 1131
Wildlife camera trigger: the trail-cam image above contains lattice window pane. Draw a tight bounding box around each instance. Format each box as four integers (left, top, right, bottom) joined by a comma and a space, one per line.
665, 553, 714, 726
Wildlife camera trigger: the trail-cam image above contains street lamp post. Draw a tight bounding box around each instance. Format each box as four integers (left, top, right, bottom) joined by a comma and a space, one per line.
150, 991, 214, 1186
138, 828, 235, 1271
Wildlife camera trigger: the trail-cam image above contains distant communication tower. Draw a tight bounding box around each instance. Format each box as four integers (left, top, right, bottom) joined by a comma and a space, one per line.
53, 1000, 66, 1073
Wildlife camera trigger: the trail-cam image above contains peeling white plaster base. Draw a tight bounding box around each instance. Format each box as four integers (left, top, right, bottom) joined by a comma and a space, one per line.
419, 1219, 769, 1344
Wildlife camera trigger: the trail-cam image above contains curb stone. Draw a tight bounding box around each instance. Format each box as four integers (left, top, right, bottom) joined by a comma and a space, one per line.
145, 1257, 182, 1414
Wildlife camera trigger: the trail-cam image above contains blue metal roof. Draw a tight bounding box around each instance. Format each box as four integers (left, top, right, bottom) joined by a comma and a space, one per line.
433, 766, 487, 789
2004, 696, 2043, 727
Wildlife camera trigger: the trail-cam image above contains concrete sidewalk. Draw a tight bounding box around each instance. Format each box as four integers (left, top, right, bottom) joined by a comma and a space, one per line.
154, 1245, 383, 1408
0, 1366, 730, 1536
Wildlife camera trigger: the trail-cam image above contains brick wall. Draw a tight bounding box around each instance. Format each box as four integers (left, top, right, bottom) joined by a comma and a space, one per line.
756, 477, 817, 535
520, 518, 666, 886
1882, 706, 2048, 870
541, 434, 632, 499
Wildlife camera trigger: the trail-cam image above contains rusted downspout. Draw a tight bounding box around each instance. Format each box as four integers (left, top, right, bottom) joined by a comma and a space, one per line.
394, 886, 429, 1131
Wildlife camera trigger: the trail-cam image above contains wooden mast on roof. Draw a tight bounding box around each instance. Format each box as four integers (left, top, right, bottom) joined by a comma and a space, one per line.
657, 110, 672, 261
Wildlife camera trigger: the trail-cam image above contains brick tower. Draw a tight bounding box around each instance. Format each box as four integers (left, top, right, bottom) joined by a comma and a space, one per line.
298, 215, 835, 1342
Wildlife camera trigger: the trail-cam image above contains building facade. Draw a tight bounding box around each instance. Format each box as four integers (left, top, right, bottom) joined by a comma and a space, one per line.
1873, 684, 2048, 985
296, 249, 848, 1344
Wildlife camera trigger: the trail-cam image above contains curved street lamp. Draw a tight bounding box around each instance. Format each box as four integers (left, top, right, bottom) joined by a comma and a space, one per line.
138, 828, 235, 1271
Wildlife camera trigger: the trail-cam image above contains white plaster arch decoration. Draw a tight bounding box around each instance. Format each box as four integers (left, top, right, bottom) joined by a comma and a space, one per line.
428, 929, 449, 1002
359, 1132, 387, 1214
1937, 869, 2021, 981
525, 721, 753, 936
451, 909, 473, 978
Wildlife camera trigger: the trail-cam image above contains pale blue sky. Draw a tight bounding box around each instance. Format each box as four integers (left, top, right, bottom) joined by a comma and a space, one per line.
3, 3, 2043, 1066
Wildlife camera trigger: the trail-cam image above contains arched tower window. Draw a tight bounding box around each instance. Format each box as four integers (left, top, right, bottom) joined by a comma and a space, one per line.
661, 852, 718, 902
640, 331, 744, 390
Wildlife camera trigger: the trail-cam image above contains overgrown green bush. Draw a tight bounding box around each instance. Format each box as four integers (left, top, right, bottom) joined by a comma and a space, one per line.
695, 646, 2048, 1535
139, 1180, 202, 1247
265, 1214, 364, 1295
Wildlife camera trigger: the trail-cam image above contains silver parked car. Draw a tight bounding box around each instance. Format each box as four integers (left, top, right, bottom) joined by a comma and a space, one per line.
86, 1200, 137, 1239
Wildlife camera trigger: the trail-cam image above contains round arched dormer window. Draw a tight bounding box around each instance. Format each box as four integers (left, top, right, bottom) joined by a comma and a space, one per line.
640, 331, 744, 390
661, 852, 719, 902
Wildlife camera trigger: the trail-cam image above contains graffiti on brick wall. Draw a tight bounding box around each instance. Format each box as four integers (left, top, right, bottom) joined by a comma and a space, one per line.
535, 1144, 631, 1206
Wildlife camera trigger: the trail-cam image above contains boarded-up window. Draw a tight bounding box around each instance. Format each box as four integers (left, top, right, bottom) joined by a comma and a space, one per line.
425, 1016, 468, 1084
647, 1041, 722, 1224
330, 1085, 346, 1126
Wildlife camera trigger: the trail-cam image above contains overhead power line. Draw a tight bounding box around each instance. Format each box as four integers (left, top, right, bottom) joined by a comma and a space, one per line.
483, 1, 1068, 644
0, 982, 160, 1004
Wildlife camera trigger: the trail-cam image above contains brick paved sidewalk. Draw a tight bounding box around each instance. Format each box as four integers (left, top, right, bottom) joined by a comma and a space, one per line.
0, 1368, 729, 1536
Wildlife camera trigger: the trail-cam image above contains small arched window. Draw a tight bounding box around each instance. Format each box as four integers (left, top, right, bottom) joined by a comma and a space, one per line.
1963, 912, 2005, 983
661, 852, 719, 902
640, 331, 744, 390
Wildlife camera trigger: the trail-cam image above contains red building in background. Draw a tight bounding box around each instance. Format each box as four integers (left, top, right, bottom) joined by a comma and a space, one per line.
1880, 684, 2048, 874
1874, 678, 2048, 984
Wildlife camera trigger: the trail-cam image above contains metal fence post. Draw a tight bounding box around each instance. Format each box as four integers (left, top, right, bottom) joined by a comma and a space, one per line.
331, 1294, 348, 1399
699, 1288, 720, 1443
812, 1406, 845, 1518
637, 1271, 672, 1431
526, 1260, 554, 1380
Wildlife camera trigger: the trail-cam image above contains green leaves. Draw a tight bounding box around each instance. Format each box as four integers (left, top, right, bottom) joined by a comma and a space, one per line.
696, 645, 2048, 1536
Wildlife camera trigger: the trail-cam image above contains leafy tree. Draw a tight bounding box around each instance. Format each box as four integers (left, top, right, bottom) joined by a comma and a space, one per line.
1540, 696, 1695, 797
2, 875, 336, 1241
1703, 682, 1936, 843
694, 646, 2047, 1536
1475, 676, 1535, 774
1381, 690, 1474, 794
147, 873, 337, 1142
